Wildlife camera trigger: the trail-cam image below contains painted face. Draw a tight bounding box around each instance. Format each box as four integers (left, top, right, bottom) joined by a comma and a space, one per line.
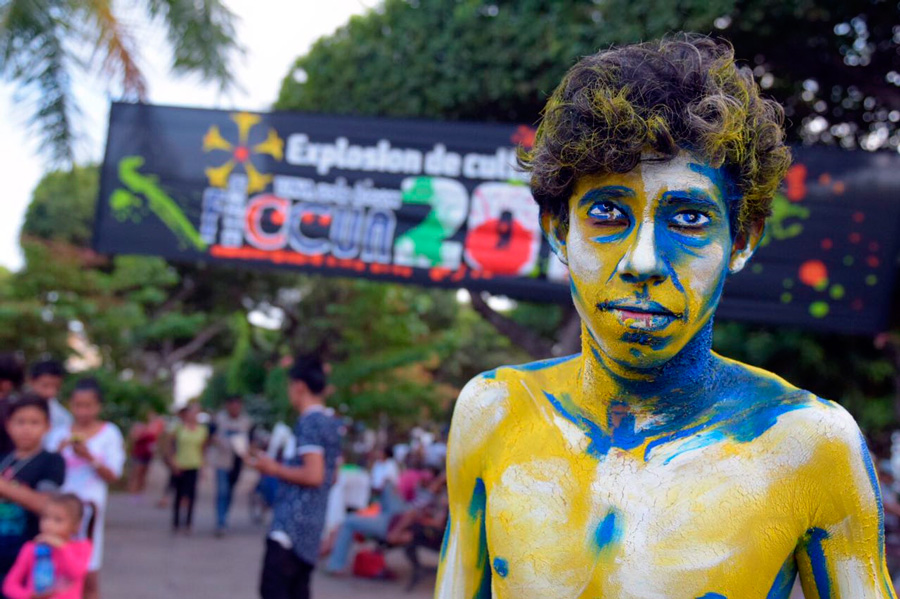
560, 151, 749, 370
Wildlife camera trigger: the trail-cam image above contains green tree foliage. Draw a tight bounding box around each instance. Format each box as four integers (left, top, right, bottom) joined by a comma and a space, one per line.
0, 0, 241, 163
200, 279, 527, 428
277, 0, 900, 150
22, 165, 98, 245
10, 165, 284, 389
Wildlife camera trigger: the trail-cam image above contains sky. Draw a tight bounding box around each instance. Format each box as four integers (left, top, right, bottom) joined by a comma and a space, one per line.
0, 0, 377, 272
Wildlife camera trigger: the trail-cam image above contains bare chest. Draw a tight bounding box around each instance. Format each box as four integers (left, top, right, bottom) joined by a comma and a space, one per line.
482, 433, 805, 598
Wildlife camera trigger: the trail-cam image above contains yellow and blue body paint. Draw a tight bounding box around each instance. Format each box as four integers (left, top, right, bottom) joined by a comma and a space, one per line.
435, 152, 897, 598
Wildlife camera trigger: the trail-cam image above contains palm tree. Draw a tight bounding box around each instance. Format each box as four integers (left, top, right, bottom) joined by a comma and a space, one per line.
0, 0, 242, 164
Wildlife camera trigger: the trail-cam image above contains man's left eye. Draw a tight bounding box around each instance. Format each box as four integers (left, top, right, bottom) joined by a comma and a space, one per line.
671, 211, 710, 228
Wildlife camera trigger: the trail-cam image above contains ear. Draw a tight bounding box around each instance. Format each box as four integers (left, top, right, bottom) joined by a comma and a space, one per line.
729, 220, 765, 274
540, 211, 569, 265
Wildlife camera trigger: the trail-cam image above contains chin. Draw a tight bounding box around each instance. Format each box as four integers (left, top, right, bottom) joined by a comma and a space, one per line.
588, 321, 689, 369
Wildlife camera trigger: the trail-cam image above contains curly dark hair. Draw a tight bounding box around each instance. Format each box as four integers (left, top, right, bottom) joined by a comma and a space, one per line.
519, 34, 791, 234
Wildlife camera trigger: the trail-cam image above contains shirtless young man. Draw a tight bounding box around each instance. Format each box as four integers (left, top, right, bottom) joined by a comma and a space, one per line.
435, 35, 897, 599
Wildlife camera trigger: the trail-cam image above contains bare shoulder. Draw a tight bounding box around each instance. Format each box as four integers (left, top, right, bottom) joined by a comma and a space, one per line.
448, 354, 580, 461
718, 356, 865, 453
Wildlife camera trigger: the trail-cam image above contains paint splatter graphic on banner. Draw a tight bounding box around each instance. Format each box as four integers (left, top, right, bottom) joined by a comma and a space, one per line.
753, 163, 887, 319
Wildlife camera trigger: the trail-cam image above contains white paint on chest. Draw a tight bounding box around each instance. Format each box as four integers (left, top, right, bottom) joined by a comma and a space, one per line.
486, 413, 819, 598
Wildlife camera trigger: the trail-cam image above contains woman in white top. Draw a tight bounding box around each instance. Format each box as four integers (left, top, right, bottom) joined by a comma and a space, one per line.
48, 378, 125, 599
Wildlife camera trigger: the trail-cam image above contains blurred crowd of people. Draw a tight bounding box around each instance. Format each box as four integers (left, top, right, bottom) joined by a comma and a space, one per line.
0, 352, 449, 599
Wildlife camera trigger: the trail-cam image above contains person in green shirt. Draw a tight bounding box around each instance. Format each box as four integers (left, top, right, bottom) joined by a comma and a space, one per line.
165, 403, 209, 534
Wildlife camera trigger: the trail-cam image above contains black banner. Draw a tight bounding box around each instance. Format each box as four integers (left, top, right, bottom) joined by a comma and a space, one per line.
95, 102, 900, 334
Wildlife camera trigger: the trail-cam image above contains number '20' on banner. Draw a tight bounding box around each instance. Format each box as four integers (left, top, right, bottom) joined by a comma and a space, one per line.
94, 103, 900, 334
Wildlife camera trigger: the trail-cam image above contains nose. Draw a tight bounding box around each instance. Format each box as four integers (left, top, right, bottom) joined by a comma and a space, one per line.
617, 222, 666, 284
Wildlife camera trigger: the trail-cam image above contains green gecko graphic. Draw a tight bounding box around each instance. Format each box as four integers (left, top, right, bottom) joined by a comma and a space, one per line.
760, 192, 810, 247
110, 156, 207, 251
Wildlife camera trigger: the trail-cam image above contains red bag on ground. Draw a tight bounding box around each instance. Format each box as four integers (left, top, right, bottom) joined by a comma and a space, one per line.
352, 550, 389, 579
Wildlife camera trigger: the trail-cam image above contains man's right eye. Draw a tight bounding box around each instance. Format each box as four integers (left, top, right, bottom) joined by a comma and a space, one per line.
588, 201, 627, 224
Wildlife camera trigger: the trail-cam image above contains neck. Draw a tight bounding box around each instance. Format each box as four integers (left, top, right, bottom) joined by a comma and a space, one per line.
14, 445, 42, 459
301, 398, 324, 414
579, 320, 720, 431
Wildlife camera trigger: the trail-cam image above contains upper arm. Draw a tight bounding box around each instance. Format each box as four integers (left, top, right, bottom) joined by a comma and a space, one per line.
297, 450, 325, 487
105, 425, 127, 477
435, 374, 509, 599
795, 405, 897, 599
294, 416, 338, 487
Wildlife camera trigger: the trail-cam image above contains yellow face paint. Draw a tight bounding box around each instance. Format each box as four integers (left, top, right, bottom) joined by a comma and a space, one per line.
435, 152, 897, 599
562, 151, 735, 370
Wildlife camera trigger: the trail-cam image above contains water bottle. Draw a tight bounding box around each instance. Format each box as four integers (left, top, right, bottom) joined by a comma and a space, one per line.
32, 543, 55, 594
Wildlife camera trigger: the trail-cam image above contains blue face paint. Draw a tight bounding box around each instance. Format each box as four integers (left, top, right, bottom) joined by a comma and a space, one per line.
440, 515, 451, 561
570, 278, 583, 305
483, 354, 581, 380
621, 332, 671, 349
593, 508, 623, 555
469, 478, 492, 599
492, 557, 509, 578
695, 594, 728, 599
543, 349, 816, 464
569, 156, 739, 374
766, 554, 798, 599
577, 185, 636, 207
581, 191, 636, 244
858, 431, 894, 599
507, 354, 579, 372
802, 527, 832, 599
687, 162, 742, 235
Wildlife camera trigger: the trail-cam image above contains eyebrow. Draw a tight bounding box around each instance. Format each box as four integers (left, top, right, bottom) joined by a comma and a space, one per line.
688, 161, 739, 200
660, 189, 722, 211
578, 185, 636, 207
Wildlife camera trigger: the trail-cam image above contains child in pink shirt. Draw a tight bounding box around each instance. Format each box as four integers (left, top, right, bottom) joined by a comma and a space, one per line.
3, 493, 92, 599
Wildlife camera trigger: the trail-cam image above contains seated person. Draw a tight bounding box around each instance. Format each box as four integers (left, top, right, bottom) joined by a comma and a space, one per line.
387, 471, 448, 590
386, 471, 448, 546
435, 34, 897, 598
323, 479, 408, 574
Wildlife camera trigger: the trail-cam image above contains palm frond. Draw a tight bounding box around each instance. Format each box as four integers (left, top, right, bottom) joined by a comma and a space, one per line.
144, 0, 242, 90
81, 0, 147, 99
0, 0, 76, 164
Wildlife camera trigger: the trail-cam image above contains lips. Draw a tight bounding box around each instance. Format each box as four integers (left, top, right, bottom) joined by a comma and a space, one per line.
596, 300, 682, 332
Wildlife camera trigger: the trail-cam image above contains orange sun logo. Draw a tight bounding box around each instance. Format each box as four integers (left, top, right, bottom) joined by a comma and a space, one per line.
202, 112, 284, 194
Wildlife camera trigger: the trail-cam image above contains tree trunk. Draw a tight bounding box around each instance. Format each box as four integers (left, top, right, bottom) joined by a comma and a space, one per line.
160, 321, 228, 370
469, 292, 554, 359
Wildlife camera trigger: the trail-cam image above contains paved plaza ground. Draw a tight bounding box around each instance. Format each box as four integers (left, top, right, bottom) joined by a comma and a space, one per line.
102, 463, 436, 598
